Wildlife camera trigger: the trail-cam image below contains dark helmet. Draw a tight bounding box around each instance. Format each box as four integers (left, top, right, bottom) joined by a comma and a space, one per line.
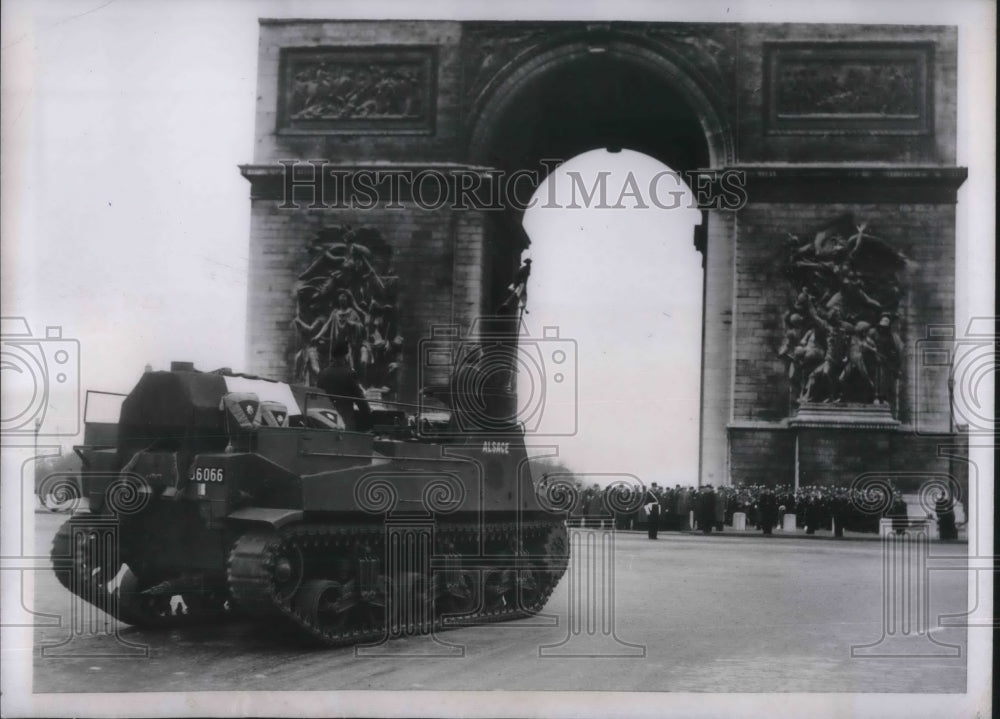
332, 341, 350, 359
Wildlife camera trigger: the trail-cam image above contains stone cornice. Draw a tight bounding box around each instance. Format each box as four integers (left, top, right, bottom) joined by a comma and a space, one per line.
239, 162, 497, 203
788, 403, 902, 429
242, 162, 969, 206
727, 165, 968, 204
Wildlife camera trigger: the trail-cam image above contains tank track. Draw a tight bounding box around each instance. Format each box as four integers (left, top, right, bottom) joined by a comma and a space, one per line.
50, 515, 569, 644
50, 518, 231, 629
227, 519, 569, 647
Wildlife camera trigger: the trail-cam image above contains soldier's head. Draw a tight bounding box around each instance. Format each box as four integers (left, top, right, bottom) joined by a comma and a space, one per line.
331, 341, 350, 363
337, 291, 350, 307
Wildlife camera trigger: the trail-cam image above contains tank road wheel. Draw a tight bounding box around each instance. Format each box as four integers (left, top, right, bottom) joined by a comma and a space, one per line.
436, 568, 482, 622
483, 569, 516, 615
292, 580, 354, 637
541, 523, 569, 570
228, 530, 303, 617
270, 542, 304, 605
514, 568, 542, 612
390, 571, 434, 635
354, 543, 391, 635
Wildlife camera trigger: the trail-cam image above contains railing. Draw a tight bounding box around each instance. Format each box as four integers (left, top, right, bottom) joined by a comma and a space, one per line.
300, 387, 429, 416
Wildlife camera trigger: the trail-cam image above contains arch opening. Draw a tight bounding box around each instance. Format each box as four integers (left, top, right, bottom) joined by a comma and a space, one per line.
478, 49, 711, 179
471, 44, 717, 313
520, 148, 703, 486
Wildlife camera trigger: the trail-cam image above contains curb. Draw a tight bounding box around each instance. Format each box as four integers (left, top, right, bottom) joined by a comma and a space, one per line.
590, 528, 968, 543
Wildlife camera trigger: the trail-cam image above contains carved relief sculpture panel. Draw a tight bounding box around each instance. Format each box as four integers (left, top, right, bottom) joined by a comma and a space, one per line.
765, 43, 932, 135
776, 214, 912, 415
278, 47, 437, 134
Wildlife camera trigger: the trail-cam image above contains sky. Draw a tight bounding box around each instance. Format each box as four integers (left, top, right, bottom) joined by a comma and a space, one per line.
521, 150, 703, 486
0, 0, 994, 473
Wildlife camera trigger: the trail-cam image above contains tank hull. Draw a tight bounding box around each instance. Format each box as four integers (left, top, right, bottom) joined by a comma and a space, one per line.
52, 368, 569, 644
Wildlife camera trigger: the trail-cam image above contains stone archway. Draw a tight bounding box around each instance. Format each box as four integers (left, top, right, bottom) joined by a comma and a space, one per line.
242, 20, 967, 490
462, 32, 735, 484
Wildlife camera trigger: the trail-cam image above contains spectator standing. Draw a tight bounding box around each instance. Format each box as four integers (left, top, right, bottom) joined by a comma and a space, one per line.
713, 487, 727, 531
886, 490, 908, 534
698, 485, 717, 534
586, 483, 605, 528
757, 488, 779, 535
676, 487, 691, 531
934, 490, 958, 540
643, 486, 660, 540
831, 488, 850, 537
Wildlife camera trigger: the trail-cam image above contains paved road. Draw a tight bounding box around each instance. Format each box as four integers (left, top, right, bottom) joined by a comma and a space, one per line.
32, 511, 967, 693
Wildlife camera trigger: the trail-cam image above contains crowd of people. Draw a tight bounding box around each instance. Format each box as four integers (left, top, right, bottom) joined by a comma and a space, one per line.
564, 482, 960, 539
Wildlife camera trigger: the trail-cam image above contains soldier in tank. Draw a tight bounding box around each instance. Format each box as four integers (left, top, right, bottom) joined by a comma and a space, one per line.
382, 335, 406, 402
317, 341, 372, 431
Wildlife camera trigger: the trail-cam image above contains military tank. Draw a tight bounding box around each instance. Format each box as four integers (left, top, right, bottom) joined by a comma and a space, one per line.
51, 354, 569, 646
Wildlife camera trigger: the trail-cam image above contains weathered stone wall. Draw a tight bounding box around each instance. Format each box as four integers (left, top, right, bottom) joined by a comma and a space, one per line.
729, 427, 795, 484
734, 25, 957, 164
